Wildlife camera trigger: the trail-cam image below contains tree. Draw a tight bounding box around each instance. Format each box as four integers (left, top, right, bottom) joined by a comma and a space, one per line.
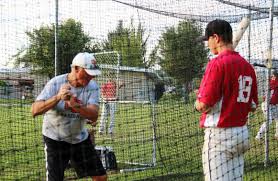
152, 20, 208, 102
102, 20, 147, 67
14, 19, 100, 78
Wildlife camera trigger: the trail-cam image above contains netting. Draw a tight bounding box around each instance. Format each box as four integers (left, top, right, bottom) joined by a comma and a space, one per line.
95, 52, 157, 173
1, 0, 278, 180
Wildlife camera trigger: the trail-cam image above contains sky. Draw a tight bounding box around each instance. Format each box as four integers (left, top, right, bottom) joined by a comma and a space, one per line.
0, 0, 277, 68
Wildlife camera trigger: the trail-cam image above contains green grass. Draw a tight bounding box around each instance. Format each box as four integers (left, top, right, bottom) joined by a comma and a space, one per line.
0, 98, 278, 180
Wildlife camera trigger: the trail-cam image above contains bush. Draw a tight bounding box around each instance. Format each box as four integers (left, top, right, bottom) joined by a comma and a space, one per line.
0, 80, 7, 87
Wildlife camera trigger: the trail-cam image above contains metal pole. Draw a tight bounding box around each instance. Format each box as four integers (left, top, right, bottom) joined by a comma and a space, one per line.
54, 0, 59, 76
264, 0, 274, 167
248, 6, 251, 62
151, 100, 157, 166
116, 52, 121, 99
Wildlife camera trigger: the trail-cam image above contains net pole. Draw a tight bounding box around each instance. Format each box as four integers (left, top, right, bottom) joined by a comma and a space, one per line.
116, 52, 121, 99
248, 6, 251, 62
264, 0, 275, 167
151, 100, 157, 166
54, 0, 59, 76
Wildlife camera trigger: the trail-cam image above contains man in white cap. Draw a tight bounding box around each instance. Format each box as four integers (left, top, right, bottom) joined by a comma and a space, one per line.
31, 52, 107, 181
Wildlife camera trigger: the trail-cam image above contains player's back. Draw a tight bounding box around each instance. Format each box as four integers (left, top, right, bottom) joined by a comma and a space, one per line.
216, 50, 257, 127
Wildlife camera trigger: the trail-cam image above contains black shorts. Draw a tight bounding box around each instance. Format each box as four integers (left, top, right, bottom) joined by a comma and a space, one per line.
43, 135, 106, 181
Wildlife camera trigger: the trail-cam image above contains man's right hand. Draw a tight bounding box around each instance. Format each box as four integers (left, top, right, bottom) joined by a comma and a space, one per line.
58, 84, 72, 101
31, 84, 72, 117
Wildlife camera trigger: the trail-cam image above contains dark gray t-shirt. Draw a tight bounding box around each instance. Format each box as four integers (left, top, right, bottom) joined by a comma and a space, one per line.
36, 74, 99, 144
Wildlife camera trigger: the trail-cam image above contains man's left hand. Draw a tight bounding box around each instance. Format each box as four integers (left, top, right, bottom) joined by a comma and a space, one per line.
195, 100, 212, 113
65, 96, 83, 112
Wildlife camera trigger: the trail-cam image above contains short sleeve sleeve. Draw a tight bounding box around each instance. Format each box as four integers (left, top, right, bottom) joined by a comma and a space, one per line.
36, 78, 66, 111
87, 86, 100, 106
36, 80, 57, 101
198, 60, 223, 107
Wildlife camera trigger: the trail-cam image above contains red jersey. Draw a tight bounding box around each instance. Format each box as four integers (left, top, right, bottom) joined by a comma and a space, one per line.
270, 78, 278, 105
101, 81, 117, 101
198, 50, 258, 128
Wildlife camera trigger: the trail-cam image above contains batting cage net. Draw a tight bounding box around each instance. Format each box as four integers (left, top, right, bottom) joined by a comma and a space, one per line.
0, 0, 278, 180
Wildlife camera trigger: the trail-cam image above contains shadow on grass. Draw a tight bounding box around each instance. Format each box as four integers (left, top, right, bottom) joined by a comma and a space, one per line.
246, 159, 278, 171
134, 171, 203, 181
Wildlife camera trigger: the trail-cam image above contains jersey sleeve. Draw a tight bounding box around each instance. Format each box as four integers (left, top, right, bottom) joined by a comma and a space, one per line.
36, 79, 66, 111
198, 60, 223, 107
87, 85, 100, 106
36, 79, 56, 101
251, 71, 259, 106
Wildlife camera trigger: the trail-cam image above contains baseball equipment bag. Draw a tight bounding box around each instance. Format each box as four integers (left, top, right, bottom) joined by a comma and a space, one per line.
95, 146, 117, 170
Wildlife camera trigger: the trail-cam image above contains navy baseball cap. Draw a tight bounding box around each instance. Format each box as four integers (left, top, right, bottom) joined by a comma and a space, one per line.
198, 19, 233, 42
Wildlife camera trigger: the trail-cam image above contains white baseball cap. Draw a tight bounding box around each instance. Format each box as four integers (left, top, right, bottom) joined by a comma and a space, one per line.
71, 52, 101, 76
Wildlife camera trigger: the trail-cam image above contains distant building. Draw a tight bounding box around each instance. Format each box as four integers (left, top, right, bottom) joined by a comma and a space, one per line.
98, 64, 162, 102
0, 67, 47, 99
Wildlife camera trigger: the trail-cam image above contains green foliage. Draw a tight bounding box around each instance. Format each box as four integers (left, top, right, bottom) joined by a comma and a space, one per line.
159, 93, 183, 103
150, 20, 208, 102
14, 19, 100, 78
147, 45, 161, 68
157, 20, 208, 84
0, 81, 10, 95
102, 20, 147, 67
0, 80, 7, 87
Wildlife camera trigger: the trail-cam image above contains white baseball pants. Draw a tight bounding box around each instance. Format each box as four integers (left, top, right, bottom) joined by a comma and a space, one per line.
99, 102, 116, 134
202, 126, 249, 181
